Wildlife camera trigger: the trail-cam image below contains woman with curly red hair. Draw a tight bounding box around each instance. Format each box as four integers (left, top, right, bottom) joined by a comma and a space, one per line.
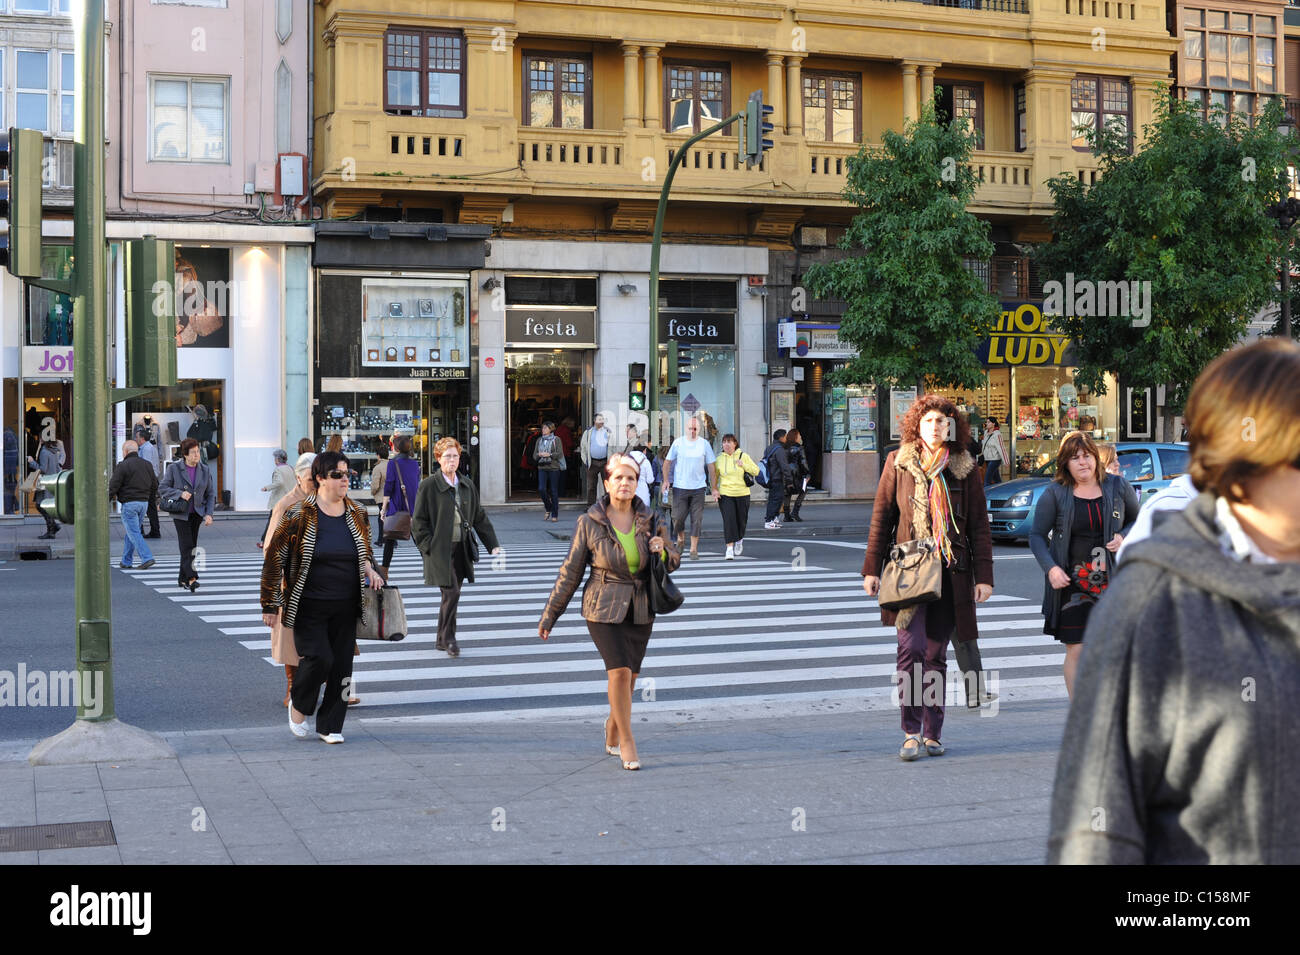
862, 394, 996, 760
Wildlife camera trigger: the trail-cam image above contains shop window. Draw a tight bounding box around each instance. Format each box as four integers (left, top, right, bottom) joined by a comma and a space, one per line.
664, 62, 730, 134
1071, 76, 1130, 152
505, 276, 598, 306
26, 247, 74, 346
361, 277, 469, 369
149, 74, 229, 162
523, 54, 591, 129
802, 71, 860, 143
1158, 446, 1189, 478
658, 346, 735, 452
384, 28, 464, 118
659, 279, 737, 309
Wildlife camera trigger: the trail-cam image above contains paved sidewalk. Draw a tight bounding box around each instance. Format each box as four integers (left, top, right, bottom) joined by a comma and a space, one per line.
0, 701, 1063, 864
0, 498, 876, 560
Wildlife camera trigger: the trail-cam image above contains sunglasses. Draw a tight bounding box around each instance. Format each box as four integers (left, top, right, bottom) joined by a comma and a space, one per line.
326, 469, 350, 480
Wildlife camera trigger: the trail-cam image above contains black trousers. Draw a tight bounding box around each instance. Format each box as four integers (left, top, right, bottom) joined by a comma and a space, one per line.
784, 484, 807, 519
291, 597, 359, 735
438, 548, 470, 648
382, 535, 402, 567
173, 513, 202, 581
146, 493, 160, 536
586, 458, 607, 505
718, 494, 750, 543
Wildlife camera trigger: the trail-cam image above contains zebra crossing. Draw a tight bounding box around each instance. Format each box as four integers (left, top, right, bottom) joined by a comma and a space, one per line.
120, 543, 1067, 723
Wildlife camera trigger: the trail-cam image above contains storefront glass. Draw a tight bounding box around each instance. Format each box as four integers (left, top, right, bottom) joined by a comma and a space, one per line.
1011, 366, 1118, 475
659, 346, 735, 450
126, 379, 225, 498
361, 277, 469, 369
26, 247, 74, 347
506, 350, 588, 499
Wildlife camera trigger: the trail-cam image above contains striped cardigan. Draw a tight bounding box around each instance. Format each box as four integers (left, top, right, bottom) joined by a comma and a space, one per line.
260, 495, 374, 629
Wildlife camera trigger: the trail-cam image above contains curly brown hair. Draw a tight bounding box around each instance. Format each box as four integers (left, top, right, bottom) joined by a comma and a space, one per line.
433, 436, 462, 459
898, 394, 971, 453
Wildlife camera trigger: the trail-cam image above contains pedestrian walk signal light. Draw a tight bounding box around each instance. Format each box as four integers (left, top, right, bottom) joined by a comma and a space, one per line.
744, 91, 774, 168
0, 127, 44, 278
38, 469, 74, 525
629, 376, 646, 411
667, 339, 692, 390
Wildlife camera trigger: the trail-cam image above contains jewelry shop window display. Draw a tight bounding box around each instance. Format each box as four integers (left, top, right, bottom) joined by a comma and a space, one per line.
318, 396, 421, 499
361, 277, 469, 369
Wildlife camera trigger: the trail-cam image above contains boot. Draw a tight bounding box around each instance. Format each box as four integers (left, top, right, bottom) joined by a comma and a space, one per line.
282, 665, 296, 707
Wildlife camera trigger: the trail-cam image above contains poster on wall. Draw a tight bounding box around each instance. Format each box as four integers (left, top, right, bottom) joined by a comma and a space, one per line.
174, 247, 232, 348
890, 388, 916, 440
1076, 404, 1100, 434
1017, 405, 1041, 439
770, 391, 794, 433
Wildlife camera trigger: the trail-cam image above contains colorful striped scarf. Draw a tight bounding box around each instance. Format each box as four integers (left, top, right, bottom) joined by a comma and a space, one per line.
919, 444, 955, 566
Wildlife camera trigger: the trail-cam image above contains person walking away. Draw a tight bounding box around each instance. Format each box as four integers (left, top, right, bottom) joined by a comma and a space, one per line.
325, 433, 343, 454
159, 437, 217, 591
263, 452, 316, 705
297, 437, 314, 457
762, 430, 792, 530
381, 434, 422, 568
411, 437, 502, 657
257, 449, 295, 548
862, 396, 995, 758
624, 431, 655, 508
260, 451, 384, 743
1048, 338, 1300, 863
1028, 430, 1139, 698
713, 434, 758, 559
664, 415, 717, 560
369, 444, 390, 543
28, 439, 62, 539
783, 429, 811, 522
534, 421, 564, 521
108, 439, 158, 569
539, 454, 680, 769
581, 414, 619, 506
1115, 473, 1196, 564
134, 425, 163, 538
981, 419, 1008, 486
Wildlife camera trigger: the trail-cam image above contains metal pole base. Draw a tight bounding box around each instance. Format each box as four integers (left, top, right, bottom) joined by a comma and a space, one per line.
28, 718, 176, 766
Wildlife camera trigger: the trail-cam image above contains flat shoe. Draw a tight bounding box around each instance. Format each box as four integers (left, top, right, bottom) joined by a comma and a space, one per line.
288, 707, 309, 738
899, 736, 922, 761
318, 733, 345, 744
924, 738, 945, 756
446, 639, 460, 657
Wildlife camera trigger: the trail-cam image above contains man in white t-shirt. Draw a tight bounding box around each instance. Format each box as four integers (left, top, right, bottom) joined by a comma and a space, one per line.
664, 416, 717, 560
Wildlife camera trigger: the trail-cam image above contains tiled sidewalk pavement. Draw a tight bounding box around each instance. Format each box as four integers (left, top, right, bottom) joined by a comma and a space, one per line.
0, 701, 1063, 865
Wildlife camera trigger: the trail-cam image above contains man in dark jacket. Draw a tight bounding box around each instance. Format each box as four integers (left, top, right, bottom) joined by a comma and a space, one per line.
109, 440, 158, 569
763, 430, 792, 529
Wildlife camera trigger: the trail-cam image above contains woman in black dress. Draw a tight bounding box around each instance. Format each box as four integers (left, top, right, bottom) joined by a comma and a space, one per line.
1029, 431, 1140, 698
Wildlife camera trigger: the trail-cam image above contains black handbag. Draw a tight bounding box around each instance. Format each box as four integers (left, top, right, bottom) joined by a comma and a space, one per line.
160, 464, 193, 513
646, 508, 683, 614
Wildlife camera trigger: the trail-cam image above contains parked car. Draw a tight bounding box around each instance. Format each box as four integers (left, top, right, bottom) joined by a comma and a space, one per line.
984, 442, 1190, 541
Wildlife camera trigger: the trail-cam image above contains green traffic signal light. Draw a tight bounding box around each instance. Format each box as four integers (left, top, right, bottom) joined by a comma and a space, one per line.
38, 469, 74, 525
2, 127, 44, 278
629, 376, 647, 411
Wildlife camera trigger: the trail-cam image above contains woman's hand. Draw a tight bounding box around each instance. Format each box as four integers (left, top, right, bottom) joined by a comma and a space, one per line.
538, 624, 550, 641
648, 535, 665, 554
711, 488, 720, 502
862, 575, 880, 597
181, 490, 193, 501
1105, 533, 1124, 553
1048, 566, 1072, 589
974, 584, 993, 603
491, 547, 503, 556
365, 566, 385, 590
203, 515, 213, 527
262, 611, 278, 628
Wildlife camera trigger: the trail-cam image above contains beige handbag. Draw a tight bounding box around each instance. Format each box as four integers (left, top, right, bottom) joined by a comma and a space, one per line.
877, 537, 943, 611
357, 586, 408, 641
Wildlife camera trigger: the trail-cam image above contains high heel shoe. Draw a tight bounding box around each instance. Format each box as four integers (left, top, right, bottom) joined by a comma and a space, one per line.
188, 579, 200, 593
603, 717, 620, 757
621, 759, 640, 771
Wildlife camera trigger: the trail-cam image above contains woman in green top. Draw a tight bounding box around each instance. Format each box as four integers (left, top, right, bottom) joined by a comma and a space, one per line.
712, 433, 760, 560
539, 454, 681, 770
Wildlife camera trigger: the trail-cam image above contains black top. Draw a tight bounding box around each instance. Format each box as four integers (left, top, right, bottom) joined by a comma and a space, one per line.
302, 510, 361, 602
1067, 495, 1106, 569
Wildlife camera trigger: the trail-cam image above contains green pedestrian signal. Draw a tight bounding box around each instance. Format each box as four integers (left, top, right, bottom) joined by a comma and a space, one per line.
629, 376, 646, 411
1, 127, 44, 278
38, 469, 74, 525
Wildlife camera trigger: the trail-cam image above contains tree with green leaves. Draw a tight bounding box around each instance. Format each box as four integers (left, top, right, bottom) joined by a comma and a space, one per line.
1035, 90, 1290, 441
803, 101, 1002, 394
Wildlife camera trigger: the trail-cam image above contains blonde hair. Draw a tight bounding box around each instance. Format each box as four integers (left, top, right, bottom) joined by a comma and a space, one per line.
1095, 442, 1118, 472
604, 453, 641, 481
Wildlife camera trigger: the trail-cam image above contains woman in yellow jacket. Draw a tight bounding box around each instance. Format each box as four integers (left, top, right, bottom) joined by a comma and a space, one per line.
712, 433, 760, 560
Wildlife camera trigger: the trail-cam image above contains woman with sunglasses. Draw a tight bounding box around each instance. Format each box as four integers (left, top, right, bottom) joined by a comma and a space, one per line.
261, 451, 384, 743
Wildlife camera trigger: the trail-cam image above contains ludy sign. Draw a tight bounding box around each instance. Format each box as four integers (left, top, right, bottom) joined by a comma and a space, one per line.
977, 303, 1076, 367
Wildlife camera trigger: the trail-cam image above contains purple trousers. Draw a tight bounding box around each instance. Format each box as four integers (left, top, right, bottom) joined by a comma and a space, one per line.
895, 602, 949, 740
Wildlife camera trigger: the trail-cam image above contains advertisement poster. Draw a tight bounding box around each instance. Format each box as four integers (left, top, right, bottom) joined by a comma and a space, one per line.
1017, 405, 1041, 439
890, 388, 916, 440
1076, 404, 1100, 434
174, 247, 232, 348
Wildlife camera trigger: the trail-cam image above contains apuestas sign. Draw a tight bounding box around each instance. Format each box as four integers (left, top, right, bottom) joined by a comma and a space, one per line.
977, 303, 1075, 367
504, 308, 598, 348
658, 310, 736, 346
22, 347, 75, 378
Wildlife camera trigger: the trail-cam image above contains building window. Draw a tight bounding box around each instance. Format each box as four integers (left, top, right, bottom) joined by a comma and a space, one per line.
14, 0, 50, 11
523, 54, 590, 128
59, 52, 74, 135
16, 51, 49, 132
938, 82, 984, 149
1014, 83, 1027, 152
665, 62, 729, 134
1180, 7, 1274, 127
1071, 76, 1131, 151
802, 71, 859, 143
149, 76, 229, 162
0, 51, 5, 128
384, 28, 464, 118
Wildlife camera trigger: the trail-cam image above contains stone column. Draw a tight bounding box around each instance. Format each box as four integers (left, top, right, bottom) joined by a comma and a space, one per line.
919, 64, 935, 116
766, 53, 785, 131
902, 61, 919, 125
643, 45, 663, 129
622, 43, 641, 128
785, 54, 804, 136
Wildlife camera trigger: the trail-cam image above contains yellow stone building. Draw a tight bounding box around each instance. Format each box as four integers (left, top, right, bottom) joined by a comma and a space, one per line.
310, 0, 1179, 503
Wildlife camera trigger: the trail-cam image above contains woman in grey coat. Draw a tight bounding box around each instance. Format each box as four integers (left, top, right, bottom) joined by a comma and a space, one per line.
1028, 430, 1139, 698
27, 439, 62, 538
160, 437, 217, 591
411, 437, 502, 657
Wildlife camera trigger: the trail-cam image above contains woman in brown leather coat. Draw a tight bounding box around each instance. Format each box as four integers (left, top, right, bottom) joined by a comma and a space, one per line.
539, 454, 680, 770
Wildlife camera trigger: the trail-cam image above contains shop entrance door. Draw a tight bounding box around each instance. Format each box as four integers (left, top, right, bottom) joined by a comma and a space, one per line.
19, 381, 73, 515
505, 351, 588, 501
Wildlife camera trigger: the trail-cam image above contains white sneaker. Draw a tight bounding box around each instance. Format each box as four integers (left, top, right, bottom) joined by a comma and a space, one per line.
725, 545, 735, 560
733, 540, 743, 557
764, 520, 780, 530
288, 707, 309, 738
318, 732, 345, 744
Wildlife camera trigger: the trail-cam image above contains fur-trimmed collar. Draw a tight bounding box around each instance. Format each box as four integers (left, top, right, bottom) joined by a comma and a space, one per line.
894, 442, 976, 480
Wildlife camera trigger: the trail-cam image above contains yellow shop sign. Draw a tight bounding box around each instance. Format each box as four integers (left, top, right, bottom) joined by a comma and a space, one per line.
979, 303, 1073, 367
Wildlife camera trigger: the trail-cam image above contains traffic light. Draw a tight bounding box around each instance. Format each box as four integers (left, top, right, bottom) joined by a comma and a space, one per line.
37, 469, 74, 525
743, 91, 774, 168
125, 237, 178, 387
629, 374, 647, 411
666, 339, 692, 391
0, 127, 44, 278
